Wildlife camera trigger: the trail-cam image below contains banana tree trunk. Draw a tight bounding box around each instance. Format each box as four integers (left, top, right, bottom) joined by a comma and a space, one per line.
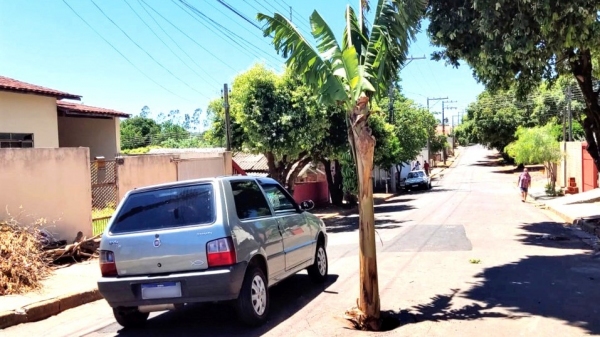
345, 96, 380, 331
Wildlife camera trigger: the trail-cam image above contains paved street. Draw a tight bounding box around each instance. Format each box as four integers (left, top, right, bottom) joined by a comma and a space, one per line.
4, 145, 600, 337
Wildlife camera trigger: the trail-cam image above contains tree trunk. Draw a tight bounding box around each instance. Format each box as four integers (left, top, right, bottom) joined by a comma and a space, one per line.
265, 152, 284, 183
344, 96, 380, 331
569, 49, 600, 171
333, 159, 344, 206
322, 158, 345, 206
286, 155, 312, 193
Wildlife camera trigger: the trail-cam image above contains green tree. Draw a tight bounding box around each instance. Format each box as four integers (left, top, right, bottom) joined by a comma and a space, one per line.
205, 64, 328, 189
120, 115, 161, 150
427, 0, 600, 170
258, 0, 425, 329
505, 125, 561, 189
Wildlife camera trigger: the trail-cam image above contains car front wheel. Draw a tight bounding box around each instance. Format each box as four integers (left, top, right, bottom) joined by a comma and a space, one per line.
236, 266, 269, 326
307, 241, 328, 283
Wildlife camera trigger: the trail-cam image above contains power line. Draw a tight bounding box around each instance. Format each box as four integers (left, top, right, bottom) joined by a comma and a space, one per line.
203, 0, 280, 51
89, 0, 210, 99
139, 0, 237, 72
61, 0, 193, 102
122, 0, 219, 86
217, 0, 263, 30
135, 0, 221, 85
252, 0, 312, 36
176, 0, 283, 67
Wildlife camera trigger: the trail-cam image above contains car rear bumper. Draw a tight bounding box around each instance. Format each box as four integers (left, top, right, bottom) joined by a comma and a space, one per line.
97, 262, 247, 308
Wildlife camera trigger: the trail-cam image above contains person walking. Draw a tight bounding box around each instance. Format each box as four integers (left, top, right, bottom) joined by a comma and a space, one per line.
517, 167, 531, 202
423, 161, 430, 175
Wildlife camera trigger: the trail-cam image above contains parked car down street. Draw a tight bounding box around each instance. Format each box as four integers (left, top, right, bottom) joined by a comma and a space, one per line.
403, 170, 431, 191
96, 176, 328, 328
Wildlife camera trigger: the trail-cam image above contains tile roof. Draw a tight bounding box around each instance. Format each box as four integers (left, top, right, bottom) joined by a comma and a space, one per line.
0, 75, 81, 100
57, 100, 130, 118
232, 152, 269, 172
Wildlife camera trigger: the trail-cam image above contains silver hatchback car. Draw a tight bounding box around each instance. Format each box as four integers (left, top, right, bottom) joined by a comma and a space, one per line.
97, 176, 328, 328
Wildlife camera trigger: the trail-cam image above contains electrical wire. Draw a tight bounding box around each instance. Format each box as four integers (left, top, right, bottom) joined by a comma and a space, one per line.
139, 0, 237, 72
175, 0, 283, 67
135, 0, 221, 85
122, 0, 220, 86
217, 0, 263, 30
89, 0, 210, 99
61, 0, 193, 102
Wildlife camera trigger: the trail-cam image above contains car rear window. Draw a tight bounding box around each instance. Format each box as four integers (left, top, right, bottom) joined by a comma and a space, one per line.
110, 184, 215, 234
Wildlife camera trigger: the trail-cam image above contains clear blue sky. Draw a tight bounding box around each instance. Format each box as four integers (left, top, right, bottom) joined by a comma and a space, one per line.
0, 0, 482, 125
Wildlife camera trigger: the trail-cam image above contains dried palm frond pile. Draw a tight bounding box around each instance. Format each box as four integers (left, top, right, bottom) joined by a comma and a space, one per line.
0, 216, 51, 295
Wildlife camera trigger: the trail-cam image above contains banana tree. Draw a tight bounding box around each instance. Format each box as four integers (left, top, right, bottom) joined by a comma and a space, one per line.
258, 0, 425, 330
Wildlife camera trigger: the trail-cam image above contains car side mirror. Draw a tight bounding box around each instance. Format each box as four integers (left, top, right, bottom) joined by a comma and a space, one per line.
300, 200, 315, 211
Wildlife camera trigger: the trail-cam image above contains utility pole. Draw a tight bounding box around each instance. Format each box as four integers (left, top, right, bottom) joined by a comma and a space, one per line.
426, 96, 447, 167
222, 84, 231, 151
289, 6, 292, 22
442, 100, 457, 165
568, 84, 573, 141
562, 99, 567, 187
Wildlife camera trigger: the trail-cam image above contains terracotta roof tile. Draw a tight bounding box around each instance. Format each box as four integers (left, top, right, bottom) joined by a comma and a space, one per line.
0, 75, 81, 100
57, 100, 130, 118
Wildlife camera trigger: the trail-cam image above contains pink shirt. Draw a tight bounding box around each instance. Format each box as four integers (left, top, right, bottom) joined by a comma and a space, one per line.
518, 172, 531, 188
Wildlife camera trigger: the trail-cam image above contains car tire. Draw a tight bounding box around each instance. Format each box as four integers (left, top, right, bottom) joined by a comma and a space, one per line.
307, 241, 328, 283
112, 306, 149, 328
236, 266, 269, 326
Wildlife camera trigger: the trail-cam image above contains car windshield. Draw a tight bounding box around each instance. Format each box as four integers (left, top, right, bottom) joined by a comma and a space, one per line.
407, 171, 424, 179
110, 184, 215, 234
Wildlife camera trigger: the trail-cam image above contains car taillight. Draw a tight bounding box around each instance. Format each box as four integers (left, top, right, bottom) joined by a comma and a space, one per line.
100, 250, 118, 277
206, 237, 236, 267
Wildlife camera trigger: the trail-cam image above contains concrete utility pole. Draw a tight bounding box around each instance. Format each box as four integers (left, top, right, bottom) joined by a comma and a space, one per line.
441, 100, 457, 165
568, 84, 573, 141
222, 84, 231, 151
426, 96, 447, 167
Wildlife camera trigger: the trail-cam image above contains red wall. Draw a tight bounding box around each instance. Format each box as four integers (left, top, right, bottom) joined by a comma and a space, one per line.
582, 143, 599, 192
293, 181, 329, 206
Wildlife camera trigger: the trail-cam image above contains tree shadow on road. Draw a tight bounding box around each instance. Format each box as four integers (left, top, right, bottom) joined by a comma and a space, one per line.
377, 289, 517, 331
460, 253, 600, 335
518, 221, 589, 250
115, 274, 339, 337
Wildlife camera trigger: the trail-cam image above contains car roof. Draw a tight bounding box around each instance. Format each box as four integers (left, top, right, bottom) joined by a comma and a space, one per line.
130, 175, 279, 194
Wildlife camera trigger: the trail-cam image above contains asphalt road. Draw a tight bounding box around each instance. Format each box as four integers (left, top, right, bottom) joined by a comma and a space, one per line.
4, 145, 600, 337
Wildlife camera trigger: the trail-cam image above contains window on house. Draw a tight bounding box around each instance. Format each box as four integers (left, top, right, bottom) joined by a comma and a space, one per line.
0, 133, 34, 148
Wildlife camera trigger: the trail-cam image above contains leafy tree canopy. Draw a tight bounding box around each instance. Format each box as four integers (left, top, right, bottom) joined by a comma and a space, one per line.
427, 0, 600, 168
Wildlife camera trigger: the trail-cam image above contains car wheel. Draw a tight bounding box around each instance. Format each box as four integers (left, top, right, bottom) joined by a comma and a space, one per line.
112, 307, 149, 328
236, 266, 269, 326
428, 183, 432, 189
307, 240, 328, 283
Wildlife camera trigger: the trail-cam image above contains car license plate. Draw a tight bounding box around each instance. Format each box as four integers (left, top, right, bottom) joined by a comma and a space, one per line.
141, 282, 182, 300
412, 184, 419, 188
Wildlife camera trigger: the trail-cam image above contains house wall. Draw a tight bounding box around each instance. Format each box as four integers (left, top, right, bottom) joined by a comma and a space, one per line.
57, 116, 119, 160
0, 91, 59, 147
0, 148, 92, 241
557, 141, 583, 189
116, 152, 231, 200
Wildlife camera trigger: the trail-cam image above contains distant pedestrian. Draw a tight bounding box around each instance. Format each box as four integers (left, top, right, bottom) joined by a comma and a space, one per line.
517, 167, 531, 202
423, 161, 430, 175
413, 161, 421, 171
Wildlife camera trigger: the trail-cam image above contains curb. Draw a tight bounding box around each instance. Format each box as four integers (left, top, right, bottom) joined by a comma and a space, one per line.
0, 289, 103, 329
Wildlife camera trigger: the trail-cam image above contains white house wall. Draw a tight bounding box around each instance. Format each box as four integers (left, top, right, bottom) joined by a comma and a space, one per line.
0, 91, 59, 147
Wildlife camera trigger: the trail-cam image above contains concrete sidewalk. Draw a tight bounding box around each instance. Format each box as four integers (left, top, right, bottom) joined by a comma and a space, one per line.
533, 188, 600, 240
0, 260, 101, 329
